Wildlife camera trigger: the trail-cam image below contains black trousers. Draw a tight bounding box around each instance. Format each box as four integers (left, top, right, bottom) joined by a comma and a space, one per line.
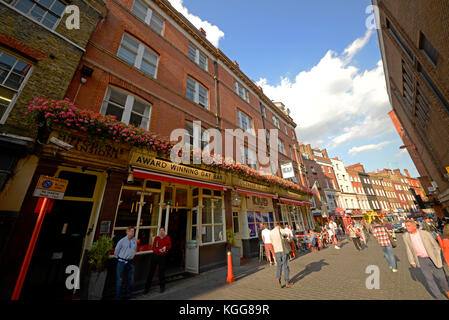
145, 254, 168, 290
352, 237, 362, 250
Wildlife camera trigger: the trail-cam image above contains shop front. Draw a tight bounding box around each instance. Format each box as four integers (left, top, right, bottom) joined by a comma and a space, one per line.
0, 129, 129, 300
232, 179, 277, 259
101, 152, 229, 296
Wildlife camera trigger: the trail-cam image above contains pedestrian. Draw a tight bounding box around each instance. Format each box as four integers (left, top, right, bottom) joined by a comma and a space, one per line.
114, 226, 137, 300
356, 224, 367, 247
348, 224, 362, 251
422, 218, 438, 240
284, 224, 297, 260
403, 220, 449, 300
327, 221, 340, 249
436, 224, 449, 267
258, 222, 265, 246
270, 223, 293, 288
372, 218, 398, 272
144, 227, 172, 294
262, 223, 276, 265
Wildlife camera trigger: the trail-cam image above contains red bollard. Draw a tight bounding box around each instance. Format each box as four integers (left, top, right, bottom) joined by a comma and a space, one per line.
226, 251, 235, 283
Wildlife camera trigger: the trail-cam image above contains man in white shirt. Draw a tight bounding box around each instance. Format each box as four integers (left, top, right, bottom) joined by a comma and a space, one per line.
261, 224, 276, 265
270, 223, 293, 288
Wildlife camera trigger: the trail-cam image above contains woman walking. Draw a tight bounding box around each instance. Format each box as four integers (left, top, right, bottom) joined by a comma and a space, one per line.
348, 224, 363, 251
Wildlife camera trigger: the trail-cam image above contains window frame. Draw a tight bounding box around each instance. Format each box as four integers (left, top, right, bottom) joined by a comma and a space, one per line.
187, 42, 208, 72
0, 49, 33, 124
234, 80, 249, 103
117, 33, 159, 79
131, 0, 165, 36
10, 0, 67, 30
186, 76, 209, 109
100, 86, 152, 130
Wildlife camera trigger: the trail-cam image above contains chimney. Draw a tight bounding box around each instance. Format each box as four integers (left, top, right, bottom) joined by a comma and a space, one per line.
394, 169, 401, 175
257, 85, 263, 92
199, 27, 207, 37
404, 169, 411, 178
233, 60, 239, 68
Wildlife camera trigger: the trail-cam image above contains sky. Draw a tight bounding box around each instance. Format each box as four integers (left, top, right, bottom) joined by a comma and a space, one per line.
167, 0, 420, 177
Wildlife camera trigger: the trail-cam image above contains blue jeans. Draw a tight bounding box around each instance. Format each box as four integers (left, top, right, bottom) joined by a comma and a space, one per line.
116, 261, 135, 299
275, 252, 290, 283
381, 246, 397, 269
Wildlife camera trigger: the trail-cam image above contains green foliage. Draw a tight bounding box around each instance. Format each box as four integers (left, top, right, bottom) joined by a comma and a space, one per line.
226, 229, 236, 247
87, 236, 113, 272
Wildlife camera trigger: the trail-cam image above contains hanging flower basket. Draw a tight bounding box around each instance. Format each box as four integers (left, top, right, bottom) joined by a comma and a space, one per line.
25, 97, 313, 196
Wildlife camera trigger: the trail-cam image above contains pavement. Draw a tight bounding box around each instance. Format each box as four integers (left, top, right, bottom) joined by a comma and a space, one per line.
133, 235, 449, 300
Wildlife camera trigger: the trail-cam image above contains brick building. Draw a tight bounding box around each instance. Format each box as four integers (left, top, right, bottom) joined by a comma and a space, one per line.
0, 0, 313, 299
374, 0, 449, 217
0, 0, 106, 300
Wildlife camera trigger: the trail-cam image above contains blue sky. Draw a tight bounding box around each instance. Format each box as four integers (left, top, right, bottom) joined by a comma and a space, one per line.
169, 0, 419, 177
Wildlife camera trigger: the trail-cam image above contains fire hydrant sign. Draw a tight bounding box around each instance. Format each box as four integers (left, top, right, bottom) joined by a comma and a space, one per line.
33, 175, 69, 200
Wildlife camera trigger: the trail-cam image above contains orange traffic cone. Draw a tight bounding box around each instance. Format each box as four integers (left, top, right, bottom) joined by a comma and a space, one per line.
226, 251, 235, 283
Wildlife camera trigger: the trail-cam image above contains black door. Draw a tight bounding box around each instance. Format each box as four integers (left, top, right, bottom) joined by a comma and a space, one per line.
167, 209, 187, 269
22, 200, 93, 299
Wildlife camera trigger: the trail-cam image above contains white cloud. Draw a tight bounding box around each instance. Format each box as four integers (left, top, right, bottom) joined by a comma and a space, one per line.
395, 148, 408, 157
348, 141, 391, 155
167, 0, 225, 47
257, 31, 393, 150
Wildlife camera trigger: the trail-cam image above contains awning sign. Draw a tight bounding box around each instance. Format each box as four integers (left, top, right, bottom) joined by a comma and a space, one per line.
33, 175, 69, 200
281, 162, 294, 179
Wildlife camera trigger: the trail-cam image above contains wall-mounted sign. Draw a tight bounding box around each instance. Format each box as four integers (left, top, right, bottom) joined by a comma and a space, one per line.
281, 162, 295, 179
130, 153, 225, 184
246, 195, 274, 211
33, 175, 69, 200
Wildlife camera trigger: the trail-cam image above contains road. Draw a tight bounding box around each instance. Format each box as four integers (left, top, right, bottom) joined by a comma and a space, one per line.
134, 234, 449, 300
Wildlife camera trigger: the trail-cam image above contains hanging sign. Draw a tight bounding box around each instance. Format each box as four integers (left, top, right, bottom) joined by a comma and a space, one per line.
281, 162, 295, 179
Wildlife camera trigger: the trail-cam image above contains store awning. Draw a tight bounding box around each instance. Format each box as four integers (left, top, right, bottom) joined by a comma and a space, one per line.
279, 197, 313, 206
133, 168, 227, 191
235, 187, 277, 199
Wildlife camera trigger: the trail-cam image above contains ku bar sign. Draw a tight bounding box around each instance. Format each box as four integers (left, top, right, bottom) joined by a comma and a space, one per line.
33, 175, 69, 200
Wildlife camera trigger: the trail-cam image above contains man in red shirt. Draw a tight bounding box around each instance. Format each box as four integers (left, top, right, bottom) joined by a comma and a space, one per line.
144, 227, 172, 294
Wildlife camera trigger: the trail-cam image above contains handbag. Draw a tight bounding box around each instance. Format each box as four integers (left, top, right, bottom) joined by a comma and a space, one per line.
279, 229, 292, 255
386, 228, 397, 248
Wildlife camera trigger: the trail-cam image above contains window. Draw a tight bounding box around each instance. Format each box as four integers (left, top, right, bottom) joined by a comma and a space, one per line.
0, 50, 32, 123
272, 115, 280, 129
420, 33, 439, 66
184, 122, 209, 151
232, 212, 240, 234
278, 138, 285, 155
117, 33, 159, 78
201, 197, 224, 244
260, 103, 266, 118
284, 123, 288, 135
234, 81, 249, 103
186, 77, 208, 109
237, 110, 253, 133
11, 0, 66, 29
240, 146, 258, 170
418, 63, 449, 116
131, 0, 165, 35
387, 19, 415, 63
114, 186, 160, 251
187, 43, 208, 71
101, 87, 151, 129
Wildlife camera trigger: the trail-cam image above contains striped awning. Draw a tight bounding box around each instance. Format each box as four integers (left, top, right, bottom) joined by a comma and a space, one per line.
133, 168, 227, 191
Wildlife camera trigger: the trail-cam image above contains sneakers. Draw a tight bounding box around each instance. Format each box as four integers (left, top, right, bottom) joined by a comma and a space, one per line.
277, 278, 283, 288
335, 246, 340, 249
285, 282, 294, 288
392, 268, 398, 273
